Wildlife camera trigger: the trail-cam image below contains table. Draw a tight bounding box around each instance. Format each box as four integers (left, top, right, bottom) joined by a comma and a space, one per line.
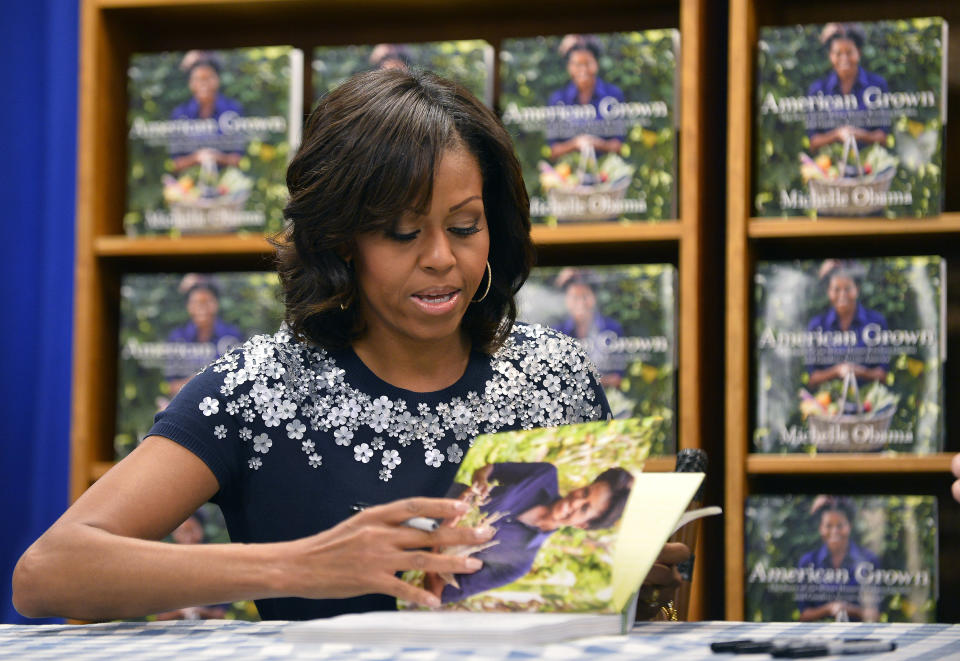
1, 619, 957, 660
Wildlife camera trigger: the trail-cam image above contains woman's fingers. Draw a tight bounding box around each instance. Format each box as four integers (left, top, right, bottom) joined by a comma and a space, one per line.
656, 542, 691, 566
355, 497, 471, 527
382, 575, 446, 608
387, 523, 494, 550
388, 549, 484, 575
643, 562, 682, 589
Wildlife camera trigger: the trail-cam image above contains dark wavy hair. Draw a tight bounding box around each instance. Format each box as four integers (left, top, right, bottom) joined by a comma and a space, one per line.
585, 467, 635, 530
275, 68, 534, 354
823, 23, 865, 53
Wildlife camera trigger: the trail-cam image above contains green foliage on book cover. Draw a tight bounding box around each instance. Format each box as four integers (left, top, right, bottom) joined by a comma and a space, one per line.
517, 264, 676, 452
114, 273, 284, 460
754, 18, 945, 218
500, 30, 677, 223
745, 495, 938, 623
312, 41, 493, 105
126, 47, 297, 236
753, 257, 944, 453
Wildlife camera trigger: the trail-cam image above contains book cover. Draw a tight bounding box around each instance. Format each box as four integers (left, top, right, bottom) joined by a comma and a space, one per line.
125, 47, 303, 236
754, 18, 948, 218
312, 40, 494, 107
753, 257, 946, 453
397, 418, 709, 618
516, 264, 677, 453
499, 30, 679, 224
114, 272, 284, 460
745, 494, 939, 623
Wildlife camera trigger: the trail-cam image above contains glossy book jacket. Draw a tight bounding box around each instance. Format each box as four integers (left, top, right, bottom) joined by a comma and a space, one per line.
499, 30, 679, 224
397, 419, 711, 620
114, 272, 284, 460
312, 40, 494, 107
745, 494, 938, 623
125, 46, 303, 236
754, 18, 947, 218
516, 264, 677, 453
753, 256, 945, 453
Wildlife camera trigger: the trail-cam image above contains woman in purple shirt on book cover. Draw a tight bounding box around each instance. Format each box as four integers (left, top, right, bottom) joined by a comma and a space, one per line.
432, 462, 634, 603
547, 34, 626, 160
806, 23, 890, 152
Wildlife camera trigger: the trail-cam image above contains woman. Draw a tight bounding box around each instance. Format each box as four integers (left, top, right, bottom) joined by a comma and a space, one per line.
170, 51, 245, 173
806, 23, 889, 152
547, 35, 625, 160
805, 261, 888, 390
163, 275, 243, 400
796, 498, 880, 622
553, 269, 626, 389
14, 69, 687, 622
429, 462, 634, 603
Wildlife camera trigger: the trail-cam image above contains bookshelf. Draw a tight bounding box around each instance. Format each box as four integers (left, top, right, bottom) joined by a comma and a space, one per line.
73, 0, 725, 619
726, 0, 960, 622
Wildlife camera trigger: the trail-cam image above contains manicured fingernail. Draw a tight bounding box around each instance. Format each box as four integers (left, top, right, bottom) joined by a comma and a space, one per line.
465, 558, 483, 570
454, 501, 470, 513
425, 595, 441, 608
476, 525, 495, 539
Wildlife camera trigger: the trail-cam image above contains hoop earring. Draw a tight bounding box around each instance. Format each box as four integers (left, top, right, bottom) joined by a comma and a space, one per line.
340, 259, 354, 311
472, 261, 492, 303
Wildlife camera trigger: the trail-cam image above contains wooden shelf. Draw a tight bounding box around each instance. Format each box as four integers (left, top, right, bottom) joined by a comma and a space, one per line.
91, 461, 113, 482
96, 234, 276, 257
531, 221, 682, 246
90, 222, 683, 260
644, 456, 677, 473
747, 453, 956, 475
748, 212, 960, 239
726, 0, 960, 622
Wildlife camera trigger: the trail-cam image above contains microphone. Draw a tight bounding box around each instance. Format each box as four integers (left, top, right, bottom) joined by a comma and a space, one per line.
669, 448, 708, 619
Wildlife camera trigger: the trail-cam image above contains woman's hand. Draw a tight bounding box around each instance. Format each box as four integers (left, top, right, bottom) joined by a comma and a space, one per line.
281, 497, 494, 608
635, 542, 690, 620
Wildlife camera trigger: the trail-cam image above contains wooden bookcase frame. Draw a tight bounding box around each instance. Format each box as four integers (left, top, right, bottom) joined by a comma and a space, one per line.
725, 0, 960, 621
73, 0, 724, 619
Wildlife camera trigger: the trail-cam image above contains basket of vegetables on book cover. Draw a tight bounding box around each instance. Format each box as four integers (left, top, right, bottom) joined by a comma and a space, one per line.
538, 142, 634, 222
800, 133, 897, 216
162, 158, 253, 232
799, 370, 899, 452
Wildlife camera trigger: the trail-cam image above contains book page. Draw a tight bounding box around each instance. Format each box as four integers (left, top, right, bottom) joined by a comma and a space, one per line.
611, 472, 704, 611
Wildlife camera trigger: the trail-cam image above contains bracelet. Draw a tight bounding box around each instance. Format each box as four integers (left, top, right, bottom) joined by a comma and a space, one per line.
659, 600, 679, 621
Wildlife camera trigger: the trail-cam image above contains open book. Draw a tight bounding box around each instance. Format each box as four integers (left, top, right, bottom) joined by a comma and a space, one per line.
285, 419, 720, 646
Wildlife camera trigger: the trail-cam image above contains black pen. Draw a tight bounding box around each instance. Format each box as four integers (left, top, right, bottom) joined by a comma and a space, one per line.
712, 638, 881, 655
351, 502, 439, 532
712, 637, 825, 654
772, 639, 896, 658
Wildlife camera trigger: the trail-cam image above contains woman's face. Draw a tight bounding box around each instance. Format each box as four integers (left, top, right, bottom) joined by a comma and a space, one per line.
827, 275, 858, 316
566, 49, 598, 94
565, 282, 597, 325
187, 288, 219, 329
171, 516, 205, 545
350, 146, 489, 349
188, 64, 220, 105
548, 481, 613, 529
819, 510, 851, 554
828, 38, 860, 79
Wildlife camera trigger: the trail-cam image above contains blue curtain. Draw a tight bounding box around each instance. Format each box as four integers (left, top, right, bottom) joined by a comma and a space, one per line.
0, 0, 78, 624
